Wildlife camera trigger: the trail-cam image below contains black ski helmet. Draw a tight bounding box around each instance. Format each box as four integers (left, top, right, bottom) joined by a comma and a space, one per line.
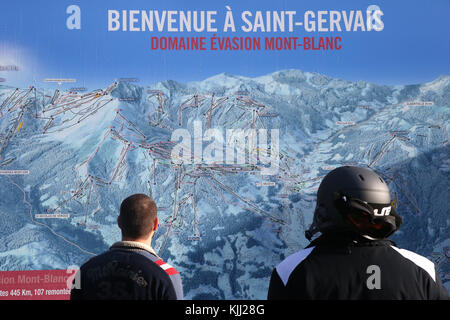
305, 166, 402, 241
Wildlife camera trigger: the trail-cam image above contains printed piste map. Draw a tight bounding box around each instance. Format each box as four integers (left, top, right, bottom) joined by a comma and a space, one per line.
0, 70, 449, 298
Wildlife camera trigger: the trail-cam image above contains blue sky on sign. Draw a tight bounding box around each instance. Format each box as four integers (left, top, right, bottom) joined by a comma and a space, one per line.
0, 0, 449, 89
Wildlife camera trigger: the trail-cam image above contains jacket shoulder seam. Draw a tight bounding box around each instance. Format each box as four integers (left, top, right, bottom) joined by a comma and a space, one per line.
276, 246, 315, 286
389, 245, 436, 282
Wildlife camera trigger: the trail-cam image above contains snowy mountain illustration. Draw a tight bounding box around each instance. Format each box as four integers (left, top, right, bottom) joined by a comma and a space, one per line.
0, 69, 448, 298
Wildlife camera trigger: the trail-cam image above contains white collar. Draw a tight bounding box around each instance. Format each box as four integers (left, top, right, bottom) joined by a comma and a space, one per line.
110, 240, 160, 258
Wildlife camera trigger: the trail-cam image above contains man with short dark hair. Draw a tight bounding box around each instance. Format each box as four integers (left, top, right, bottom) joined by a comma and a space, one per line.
70, 194, 183, 300
119, 193, 158, 240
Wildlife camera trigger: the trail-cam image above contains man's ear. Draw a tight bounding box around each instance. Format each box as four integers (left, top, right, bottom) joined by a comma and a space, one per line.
117, 215, 122, 229
153, 217, 158, 232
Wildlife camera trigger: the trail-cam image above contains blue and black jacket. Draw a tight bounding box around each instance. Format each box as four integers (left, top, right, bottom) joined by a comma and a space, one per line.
70, 241, 183, 300
268, 232, 448, 300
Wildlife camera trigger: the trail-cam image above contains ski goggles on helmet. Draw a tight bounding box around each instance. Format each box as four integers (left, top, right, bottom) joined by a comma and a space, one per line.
333, 193, 402, 239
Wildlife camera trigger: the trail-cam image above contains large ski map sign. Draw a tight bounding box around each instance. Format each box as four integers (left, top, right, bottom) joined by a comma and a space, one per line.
0, 1, 449, 299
